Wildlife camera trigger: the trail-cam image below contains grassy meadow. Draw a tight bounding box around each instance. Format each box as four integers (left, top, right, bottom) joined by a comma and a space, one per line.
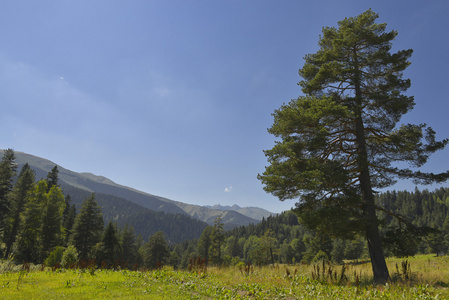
1, 255, 449, 299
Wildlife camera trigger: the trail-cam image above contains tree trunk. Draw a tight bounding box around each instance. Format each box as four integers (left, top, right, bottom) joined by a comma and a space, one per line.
353, 62, 390, 284
364, 198, 390, 284
356, 115, 390, 283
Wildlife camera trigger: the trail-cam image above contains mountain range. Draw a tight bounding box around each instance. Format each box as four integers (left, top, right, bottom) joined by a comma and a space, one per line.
2, 150, 274, 242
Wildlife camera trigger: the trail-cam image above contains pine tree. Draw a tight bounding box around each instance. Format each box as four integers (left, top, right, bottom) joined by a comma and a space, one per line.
210, 217, 225, 265
39, 185, 66, 261
119, 224, 138, 267
99, 221, 121, 268
0, 149, 17, 239
62, 195, 76, 246
46, 166, 59, 192
70, 193, 104, 261
197, 226, 214, 264
145, 231, 170, 269
14, 180, 48, 263
258, 10, 448, 283
3, 164, 35, 258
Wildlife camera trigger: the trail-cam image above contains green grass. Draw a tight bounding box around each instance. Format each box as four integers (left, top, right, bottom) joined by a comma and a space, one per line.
1, 256, 449, 299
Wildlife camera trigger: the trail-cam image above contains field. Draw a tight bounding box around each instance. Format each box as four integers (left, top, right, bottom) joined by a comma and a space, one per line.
1, 255, 449, 299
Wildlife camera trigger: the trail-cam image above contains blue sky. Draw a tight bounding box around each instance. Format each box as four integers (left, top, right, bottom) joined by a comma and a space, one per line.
1, 1, 448, 213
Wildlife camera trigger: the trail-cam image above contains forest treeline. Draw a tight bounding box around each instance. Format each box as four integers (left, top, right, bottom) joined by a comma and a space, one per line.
170, 188, 449, 269
2, 149, 449, 270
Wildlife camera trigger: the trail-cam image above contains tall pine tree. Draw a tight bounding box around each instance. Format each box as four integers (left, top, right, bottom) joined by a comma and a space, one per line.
258, 10, 448, 283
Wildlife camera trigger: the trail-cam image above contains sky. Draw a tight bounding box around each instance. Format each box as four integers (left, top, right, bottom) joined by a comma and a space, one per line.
1, 1, 448, 213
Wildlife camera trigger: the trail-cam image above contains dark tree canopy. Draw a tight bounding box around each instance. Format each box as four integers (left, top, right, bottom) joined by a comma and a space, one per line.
258, 9, 448, 283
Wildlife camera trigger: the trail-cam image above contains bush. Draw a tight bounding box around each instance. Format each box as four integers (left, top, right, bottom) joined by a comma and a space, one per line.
312, 250, 329, 263
44, 246, 65, 267
61, 245, 78, 268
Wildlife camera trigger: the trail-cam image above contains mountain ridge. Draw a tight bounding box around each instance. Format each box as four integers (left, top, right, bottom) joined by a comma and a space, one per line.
2, 150, 266, 229
203, 204, 274, 220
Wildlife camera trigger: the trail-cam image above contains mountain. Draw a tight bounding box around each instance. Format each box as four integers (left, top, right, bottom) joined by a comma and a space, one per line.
2, 150, 260, 236
203, 204, 274, 220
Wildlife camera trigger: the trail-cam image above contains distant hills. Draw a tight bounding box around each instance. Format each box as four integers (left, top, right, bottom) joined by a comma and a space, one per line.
2, 150, 274, 242
203, 204, 274, 220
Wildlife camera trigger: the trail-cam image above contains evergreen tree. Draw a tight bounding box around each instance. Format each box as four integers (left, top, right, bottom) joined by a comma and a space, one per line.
46, 166, 59, 192
145, 231, 170, 269
39, 185, 66, 261
70, 193, 104, 261
210, 217, 225, 265
258, 10, 448, 283
0, 149, 17, 239
119, 224, 138, 268
98, 221, 121, 268
14, 180, 48, 263
227, 236, 242, 258
197, 226, 214, 264
62, 195, 76, 246
3, 164, 35, 258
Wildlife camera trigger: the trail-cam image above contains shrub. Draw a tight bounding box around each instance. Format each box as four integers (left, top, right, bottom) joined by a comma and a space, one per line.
312, 250, 329, 263
61, 245, 78, 268
44, 246, 65, 267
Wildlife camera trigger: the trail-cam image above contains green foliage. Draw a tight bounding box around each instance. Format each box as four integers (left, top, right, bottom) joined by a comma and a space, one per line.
61, 245, 78, 268
0, 149, 17, 237
209, 217, 225, 265
384, 228, 422, 258
96, 221, 121, 268
14, 180, 48, 263
197, 226, 214, 263
258, 9, 448, 283
3, 163, 35, 258
62, 195, 76, 246
312, 250, 329, 263
45, 166, 59, 192
119, 223, 139, 267
44, 246, 65, 267
39, 185, 66, 261
145, 231, 170, 269
70, 193, 104, 260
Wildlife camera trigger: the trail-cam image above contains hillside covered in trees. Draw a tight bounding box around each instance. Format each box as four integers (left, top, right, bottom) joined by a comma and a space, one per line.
2, 150, 261, 231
